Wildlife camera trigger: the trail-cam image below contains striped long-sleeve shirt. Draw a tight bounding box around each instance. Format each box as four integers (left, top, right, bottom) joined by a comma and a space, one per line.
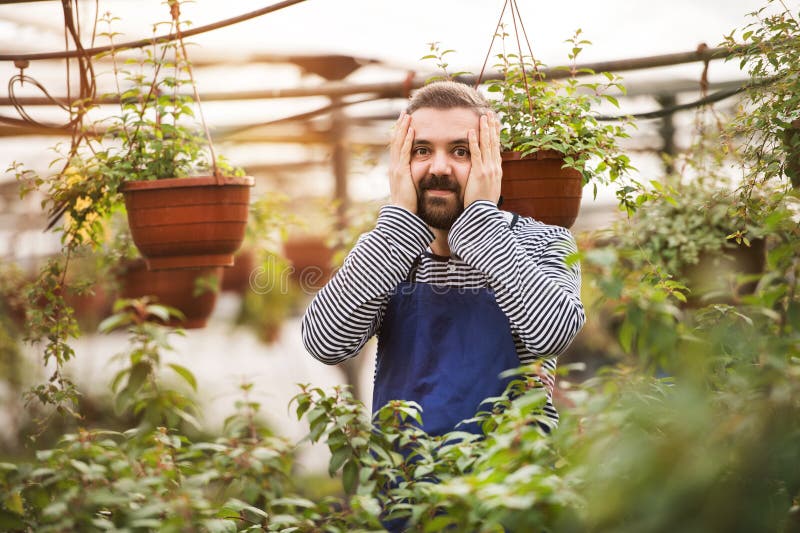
301, 200, 586, 426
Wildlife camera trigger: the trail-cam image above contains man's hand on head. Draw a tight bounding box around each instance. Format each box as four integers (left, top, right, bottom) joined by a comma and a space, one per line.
389, 111, 418, 213
464, 112, 502, 208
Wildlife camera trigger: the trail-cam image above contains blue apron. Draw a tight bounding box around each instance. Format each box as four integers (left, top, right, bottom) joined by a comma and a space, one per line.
373, 261, 521, 436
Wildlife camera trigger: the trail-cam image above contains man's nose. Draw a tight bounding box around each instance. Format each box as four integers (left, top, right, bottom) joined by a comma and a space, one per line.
429, 151, 450, 175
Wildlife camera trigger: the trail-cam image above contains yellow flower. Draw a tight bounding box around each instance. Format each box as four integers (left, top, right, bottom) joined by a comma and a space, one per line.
63, 209, 99, 245
74, 196, 92, 213
64, 166, 84, 187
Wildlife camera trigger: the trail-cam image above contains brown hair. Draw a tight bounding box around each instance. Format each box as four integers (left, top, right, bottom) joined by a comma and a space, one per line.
406, 80, 492, 115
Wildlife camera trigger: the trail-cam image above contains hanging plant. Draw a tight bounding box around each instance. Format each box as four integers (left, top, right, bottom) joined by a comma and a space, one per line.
484, 11, 635, 226
14, 1, 253, 269
421, 0, 635, 226
723, 0, 800, 191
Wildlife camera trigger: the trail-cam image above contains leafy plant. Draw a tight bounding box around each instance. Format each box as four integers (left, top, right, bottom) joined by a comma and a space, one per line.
3, 2, 799, 532
618, 173, 763, 284
289, 363, 578, 532
7, 0, 246, 418
723, 0, 800, 191
99, 298, 199, 431
13, 3, 242, 249
0, 418, 295, 532
423, 27, 636, 208
484, 27, 635, 200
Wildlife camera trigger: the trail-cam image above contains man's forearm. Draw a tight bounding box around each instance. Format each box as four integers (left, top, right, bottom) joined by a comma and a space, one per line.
301, 206, 434, 364
448, 201, 586, 357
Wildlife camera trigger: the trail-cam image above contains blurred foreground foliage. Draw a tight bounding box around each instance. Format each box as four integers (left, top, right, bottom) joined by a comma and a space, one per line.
2, 192, 798, 530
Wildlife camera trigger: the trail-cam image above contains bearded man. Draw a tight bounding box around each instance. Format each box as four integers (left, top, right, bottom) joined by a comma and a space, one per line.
301, 81, 585, 435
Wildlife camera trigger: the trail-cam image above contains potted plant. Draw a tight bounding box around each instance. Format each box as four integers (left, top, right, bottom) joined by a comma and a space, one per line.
617, 173, 766, 307
723, 1, 800, 194
16, 3, 253, 270
483, 28, 635, 227
94, 215, 221, 329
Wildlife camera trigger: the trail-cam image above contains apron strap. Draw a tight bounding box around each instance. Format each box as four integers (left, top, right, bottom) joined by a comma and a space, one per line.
404, 255, 422, 283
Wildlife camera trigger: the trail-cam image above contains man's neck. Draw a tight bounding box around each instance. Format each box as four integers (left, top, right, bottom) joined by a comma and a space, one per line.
429, 227, 451, 257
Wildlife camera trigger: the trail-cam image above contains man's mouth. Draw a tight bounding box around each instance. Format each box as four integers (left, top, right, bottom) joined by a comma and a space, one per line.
424, 188, 456, 197
419, 175, 459, 197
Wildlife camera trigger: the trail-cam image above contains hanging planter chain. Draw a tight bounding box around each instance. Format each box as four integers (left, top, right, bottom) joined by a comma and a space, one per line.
475, 0, 541, 121
170, 0, 222, 182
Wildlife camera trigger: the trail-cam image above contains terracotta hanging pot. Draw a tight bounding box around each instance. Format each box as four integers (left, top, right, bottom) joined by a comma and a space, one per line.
283, 236, 335, 288
65, 284, 114, 331
121, 175, 255, 271
682, 238, 766, 308
221, 248, 256, 294
500, 150, 583, 228
118, 259, 222, 329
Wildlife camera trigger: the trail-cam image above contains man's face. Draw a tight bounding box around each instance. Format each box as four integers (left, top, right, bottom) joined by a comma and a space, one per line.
409, 107, 480, 230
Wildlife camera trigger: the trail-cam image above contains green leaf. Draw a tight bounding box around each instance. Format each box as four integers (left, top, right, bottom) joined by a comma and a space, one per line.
148, 304, 175, 322
424, 514, 459, 531
619, 318, 635, 353
342, 458, 358, 495
70, 459, 91, 475
125, 361, 150, 396
0, 510, 26, 530
309, 418, 328, 442
42, 501, 68, 518
329, 446, 351, 477
173, 408, 201, 430
272, 497, 316, 509
354, 495, 382, 517
3, 491, 24, 515
99, 313, 128, 333
167, 363, 197, 391
295, 395, 311, 421
203, 519, 238, 533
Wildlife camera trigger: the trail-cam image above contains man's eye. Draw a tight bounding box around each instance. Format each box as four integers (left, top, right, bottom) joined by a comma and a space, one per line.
413, 147, 430, 156
453, 147, 469, 157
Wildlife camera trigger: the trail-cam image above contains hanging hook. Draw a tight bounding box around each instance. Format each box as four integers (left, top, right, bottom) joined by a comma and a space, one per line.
13, 59, 29, 86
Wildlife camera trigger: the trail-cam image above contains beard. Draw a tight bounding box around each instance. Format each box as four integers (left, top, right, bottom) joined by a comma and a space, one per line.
417, 174, 463, 230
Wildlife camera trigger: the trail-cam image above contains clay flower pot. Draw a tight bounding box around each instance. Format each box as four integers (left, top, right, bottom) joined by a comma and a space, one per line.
121, 176, 255, 271
119, 259, 222, 329
221, 248, 256, 294
682, 238, 766, 307
283, 236, 334, 288
500, 150, 583, 228
65, 284, 114, 331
